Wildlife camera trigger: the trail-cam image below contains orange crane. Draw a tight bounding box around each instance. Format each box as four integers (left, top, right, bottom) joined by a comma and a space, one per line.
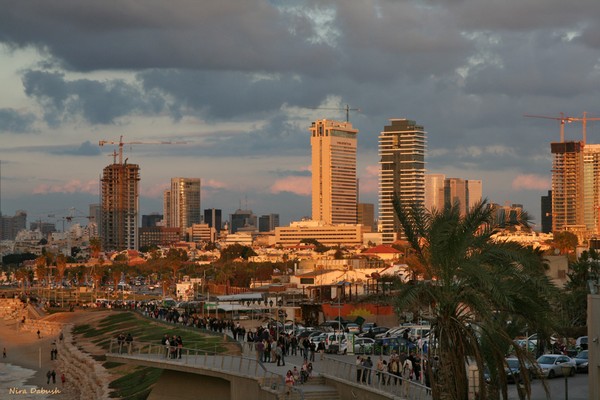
98, 135, 187, 164
309, 104, 360, 122
524, 112, 600, 143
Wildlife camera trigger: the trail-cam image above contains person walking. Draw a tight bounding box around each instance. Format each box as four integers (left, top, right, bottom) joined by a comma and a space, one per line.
51, 370, 56, 384
3, 347, 6, 358
285, 370, 295, 396
46, 370, 51, 385
61, 373, 66, 386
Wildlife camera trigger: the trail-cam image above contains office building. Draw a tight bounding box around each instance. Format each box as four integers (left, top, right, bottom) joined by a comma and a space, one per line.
30, 221, 56, 236
101, 162, 140, 250
0, 211, 27, 240
310, 119, 358, 225
425, 174, 445, 212
551, 141, 584, 232
357, 203, 375, 232
204, 208, 222, 233
142, 213, 163, 228
445, 178, 468, 216
466, 180, 482, 210
274, 220, 363, 247
188, 223, 217, 242
425, 175, 482, 216
164, 178, 201, 233
379, 119, 426, 243
139, 227, 181, 249
541, 190, 552, 234
583, 144, 600, 234
230, 209, 257, 233
258, 214, 280, 232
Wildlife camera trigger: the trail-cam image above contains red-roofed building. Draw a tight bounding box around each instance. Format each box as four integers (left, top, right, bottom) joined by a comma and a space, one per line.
361, 245, 402, 261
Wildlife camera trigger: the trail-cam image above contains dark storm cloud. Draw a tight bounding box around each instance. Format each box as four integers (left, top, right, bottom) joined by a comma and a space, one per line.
0, 0, 335, 75
22, 70, 167, 125
0, 108, 36, 133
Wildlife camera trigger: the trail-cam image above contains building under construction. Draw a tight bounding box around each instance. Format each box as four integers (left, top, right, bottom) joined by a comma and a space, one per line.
551, 141, 584, 233
101, 161, 140, 251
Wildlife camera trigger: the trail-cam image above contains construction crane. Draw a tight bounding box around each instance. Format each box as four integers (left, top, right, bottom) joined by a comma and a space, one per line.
524, 112, 576, 142
524, 112, 600, 143
309, 104, 360, 122
98, 135, 187, 164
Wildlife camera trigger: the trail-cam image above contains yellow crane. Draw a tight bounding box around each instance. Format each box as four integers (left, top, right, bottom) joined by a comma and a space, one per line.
98, 135, 187, 164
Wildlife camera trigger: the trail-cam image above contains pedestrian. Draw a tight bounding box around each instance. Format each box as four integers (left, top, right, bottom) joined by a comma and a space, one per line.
356, 356, 363, 382
285, 370, 295, 395
125, 333, 133, 354
275, 343, 284, 366
61, 373, 66, 386
59, 332, 64, 342
2, 347, 6, 358
37, 329, 41, 339
51, 370, 56, 384
317, 340, 325, 360
46, 370, 51, 384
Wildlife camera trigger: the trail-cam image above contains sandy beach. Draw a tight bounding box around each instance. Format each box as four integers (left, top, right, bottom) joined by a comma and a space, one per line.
0, 316, 79, 399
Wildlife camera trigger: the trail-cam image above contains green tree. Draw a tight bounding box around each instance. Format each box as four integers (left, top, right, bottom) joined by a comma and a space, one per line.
563, 249, 600, 327
551, 231, 578, 256
393, 198, 557, 400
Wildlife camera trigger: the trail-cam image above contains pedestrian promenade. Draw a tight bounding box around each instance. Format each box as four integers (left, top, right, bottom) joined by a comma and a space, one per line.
107, 338, 431, 400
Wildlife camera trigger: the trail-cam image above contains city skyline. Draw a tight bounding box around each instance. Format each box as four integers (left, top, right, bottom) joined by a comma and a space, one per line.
1, 1, 600, 228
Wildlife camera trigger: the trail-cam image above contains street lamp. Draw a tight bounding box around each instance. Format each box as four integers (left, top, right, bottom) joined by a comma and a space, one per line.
561, 364, 571, 400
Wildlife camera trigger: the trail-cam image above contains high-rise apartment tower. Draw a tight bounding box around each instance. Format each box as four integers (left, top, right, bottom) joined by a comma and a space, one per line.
310, 119, 358, 224
101, 162, 140, 250
379, 119, 426, 243
551, 141, 584, 232
164, 178, 201, 234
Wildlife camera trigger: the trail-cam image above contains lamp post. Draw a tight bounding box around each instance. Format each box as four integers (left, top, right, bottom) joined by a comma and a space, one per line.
561, 364, 571, 400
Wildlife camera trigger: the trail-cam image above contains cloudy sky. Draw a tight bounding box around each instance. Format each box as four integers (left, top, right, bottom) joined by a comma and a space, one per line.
1, 0, 599, 229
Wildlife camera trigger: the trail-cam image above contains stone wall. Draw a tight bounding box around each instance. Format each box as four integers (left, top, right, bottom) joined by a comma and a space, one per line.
56, 324, 111, 400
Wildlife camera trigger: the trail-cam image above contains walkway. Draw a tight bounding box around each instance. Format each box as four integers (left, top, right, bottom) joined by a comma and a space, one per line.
107, 339, 432, 400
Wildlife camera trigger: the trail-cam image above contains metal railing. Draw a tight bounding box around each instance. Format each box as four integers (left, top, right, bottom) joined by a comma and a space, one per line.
108, 339, 284, 392
321, 357, 432, 400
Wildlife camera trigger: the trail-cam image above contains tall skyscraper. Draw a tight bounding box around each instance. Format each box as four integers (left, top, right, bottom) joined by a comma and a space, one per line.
445, 178, 467, 216
466, 180, 483, 210
164, 178, 201, 233
425, 174, 445, 212
101, 162, 140, 250
583, 144, 600, 234
551, 141, 584, 232
310, 119, 358, 225
204, 208, 222, 233
379, 119, 426, 243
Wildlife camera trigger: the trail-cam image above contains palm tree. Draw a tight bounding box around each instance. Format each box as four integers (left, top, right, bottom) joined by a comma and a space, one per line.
393, 198, 558, 400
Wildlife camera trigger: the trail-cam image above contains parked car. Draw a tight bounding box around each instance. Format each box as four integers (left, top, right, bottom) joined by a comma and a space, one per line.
575, 336, 588, 350
373, 336, 416, 355
503, 358, 536, 383
535, 354, 576, 378
325, 333, 348, 354
360, 326, 390, 338
572, 350, 589, 373
354, 337, 376, 354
